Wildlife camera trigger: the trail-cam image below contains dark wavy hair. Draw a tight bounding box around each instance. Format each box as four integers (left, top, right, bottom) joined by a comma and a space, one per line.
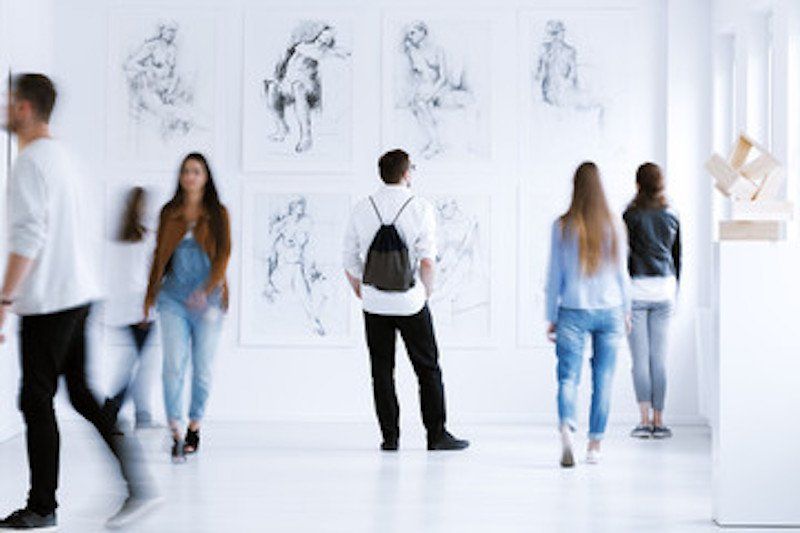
630, 162, 668, 210
165, 152, 226, 254
118, 186, 147, 242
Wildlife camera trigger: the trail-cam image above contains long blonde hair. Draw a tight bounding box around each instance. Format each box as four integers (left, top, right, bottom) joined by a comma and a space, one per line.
560, 161, 618, 275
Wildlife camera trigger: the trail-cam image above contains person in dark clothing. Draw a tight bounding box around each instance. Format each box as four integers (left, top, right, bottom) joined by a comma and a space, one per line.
623, 162, 682, 440
342, 149, 469, 452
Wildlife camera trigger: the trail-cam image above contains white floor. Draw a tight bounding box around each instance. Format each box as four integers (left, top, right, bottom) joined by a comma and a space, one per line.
0, 422, 794, 533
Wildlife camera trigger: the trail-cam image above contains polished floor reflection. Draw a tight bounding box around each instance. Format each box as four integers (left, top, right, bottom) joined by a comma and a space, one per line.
0, 422, 790, 532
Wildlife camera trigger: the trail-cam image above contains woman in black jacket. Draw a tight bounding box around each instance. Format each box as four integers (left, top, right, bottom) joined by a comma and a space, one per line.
623, 163, 681, 440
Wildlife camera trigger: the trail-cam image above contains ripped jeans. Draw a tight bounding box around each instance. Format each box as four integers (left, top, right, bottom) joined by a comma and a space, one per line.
555, 307, 624, 440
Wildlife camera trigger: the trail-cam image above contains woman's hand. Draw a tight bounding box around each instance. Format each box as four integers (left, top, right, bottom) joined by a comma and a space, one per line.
547, 323, 557, 343
187, 290, 208, 311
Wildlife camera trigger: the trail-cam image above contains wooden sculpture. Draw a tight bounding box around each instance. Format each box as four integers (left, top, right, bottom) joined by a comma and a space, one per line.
705, 133, 793, 241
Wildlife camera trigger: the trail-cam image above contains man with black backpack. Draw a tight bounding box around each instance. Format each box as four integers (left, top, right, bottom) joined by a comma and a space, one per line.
342, 149, 469, 452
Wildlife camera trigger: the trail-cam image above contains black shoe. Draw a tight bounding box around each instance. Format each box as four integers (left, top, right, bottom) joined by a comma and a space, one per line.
652, 426, 673, 439
171, 437, 186, 464
0, 508, 56, 530
184, 428, 200, 454
380, 440, 398, 452
427, 430, 469, 451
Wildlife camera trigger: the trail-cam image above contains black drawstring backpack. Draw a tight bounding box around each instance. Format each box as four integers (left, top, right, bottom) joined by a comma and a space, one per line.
362, 196, 416, 292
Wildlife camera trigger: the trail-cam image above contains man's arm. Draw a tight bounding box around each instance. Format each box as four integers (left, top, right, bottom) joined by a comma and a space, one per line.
342, 212, 364, 299
2, 253, 34, 300
419, 258, 435, 299
0, 254, 35, 343
416, 200, 438, 299
1, 160, 47, 342
345, 270, 362, 300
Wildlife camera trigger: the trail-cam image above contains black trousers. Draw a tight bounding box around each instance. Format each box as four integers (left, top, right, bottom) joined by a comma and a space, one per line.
363, 305, 446, 442
19, 304, 148, 515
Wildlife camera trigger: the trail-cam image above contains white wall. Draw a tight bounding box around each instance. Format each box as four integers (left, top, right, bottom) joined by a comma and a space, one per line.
0, 0, 55, 440
38, 0, 710, 428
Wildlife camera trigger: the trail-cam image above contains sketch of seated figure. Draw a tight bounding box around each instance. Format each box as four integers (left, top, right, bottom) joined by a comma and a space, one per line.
433, 198, 489, 315
264, 196, 330, 336
403, 21, 476, 159
535, 20, 604, 124
123, 20, 195, 138
263, 22, 351, 154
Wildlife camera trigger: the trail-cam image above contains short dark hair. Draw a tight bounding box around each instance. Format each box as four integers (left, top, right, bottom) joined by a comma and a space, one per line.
12, 73, 57, 122
378, 149, 410, 184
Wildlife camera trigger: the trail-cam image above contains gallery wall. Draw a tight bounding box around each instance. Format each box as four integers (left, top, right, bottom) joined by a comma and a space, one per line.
41, 0, 710, 427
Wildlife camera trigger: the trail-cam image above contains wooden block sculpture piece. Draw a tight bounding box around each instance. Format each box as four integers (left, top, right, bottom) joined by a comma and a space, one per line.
706, 133, 793, 241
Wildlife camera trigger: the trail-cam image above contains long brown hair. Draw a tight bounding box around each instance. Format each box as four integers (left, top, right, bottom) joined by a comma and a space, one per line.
560, 161, 618, 275
118, 186, 147, 243
630, 162, 668, 210
165, 152, 227, 255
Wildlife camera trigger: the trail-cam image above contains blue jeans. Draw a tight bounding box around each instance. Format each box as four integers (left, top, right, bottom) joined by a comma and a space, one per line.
159, 303, 223, 424
628, 300, 673, 412
556, 307, 624, 440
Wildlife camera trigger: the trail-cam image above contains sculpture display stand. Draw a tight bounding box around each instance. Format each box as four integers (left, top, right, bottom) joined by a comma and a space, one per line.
705, 133, 793, 241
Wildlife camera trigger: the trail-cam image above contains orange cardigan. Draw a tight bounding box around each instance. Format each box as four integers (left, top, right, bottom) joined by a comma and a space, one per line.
144, 203, 231, 315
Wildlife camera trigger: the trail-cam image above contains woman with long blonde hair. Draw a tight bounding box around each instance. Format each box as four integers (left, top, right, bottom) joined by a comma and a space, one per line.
545, 161, 631, 468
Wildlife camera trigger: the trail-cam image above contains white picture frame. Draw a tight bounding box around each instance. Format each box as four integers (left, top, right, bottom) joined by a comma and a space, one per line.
107, 8, 221, 171
381, 10, 501, 175
415, 183, 500, 348
239, 181, 355, 347
242, 8, 355, 173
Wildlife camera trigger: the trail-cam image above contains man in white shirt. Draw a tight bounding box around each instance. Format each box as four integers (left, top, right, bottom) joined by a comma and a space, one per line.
0, 74, 159, 530
343, 149, 468, 452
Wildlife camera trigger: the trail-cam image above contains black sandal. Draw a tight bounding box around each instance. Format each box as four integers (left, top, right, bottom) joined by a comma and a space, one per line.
184, 428, 200, 454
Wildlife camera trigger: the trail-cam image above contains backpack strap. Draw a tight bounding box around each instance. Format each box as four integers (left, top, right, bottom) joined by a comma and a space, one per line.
368, 196, 384, 225
391, 196, 415, 225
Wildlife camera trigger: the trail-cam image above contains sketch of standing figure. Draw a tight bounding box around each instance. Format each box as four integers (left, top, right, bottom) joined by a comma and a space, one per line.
535, 20, 604, 123
123, 20, 196, 138
263, 196, 330, 336
433, 197, 489, 315
263, 22, 351, 154
403, 21, 475, 159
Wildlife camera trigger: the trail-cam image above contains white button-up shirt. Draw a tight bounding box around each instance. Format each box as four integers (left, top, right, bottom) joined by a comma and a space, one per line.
343, 184, 437, 316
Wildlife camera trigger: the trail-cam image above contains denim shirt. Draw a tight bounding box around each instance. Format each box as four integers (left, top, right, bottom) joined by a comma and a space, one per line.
545, 220, 631, 323
157, 231, 222, 316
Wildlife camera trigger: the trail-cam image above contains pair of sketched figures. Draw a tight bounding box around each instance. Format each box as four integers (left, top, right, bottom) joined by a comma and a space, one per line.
262, 196, 485, 338
260, 20, 474, 159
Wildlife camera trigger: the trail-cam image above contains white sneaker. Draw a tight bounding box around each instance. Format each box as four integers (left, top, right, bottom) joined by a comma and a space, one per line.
586, 448, 601, 465
559, 426, 575, 468
105, 495, 163, 529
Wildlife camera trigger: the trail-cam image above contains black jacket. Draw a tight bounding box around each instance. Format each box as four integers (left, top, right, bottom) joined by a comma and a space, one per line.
623, 206, 681, 281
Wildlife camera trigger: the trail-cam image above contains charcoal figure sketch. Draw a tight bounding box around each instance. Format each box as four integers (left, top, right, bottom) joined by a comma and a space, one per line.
263, 22, 351, 154
122, 20, 196, 138
432, 197, 490, 318
402, 21, 476, 159
534, 19, 604, 124
263, 196, 330, 337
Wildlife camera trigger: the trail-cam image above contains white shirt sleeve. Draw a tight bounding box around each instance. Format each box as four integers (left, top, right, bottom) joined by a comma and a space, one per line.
9, 157, 48, 259
342, 211, 363, 278
414, 199, 437, 262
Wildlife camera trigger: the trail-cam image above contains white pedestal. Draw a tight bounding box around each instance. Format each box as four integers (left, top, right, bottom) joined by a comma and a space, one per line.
714, 242, 800, 526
